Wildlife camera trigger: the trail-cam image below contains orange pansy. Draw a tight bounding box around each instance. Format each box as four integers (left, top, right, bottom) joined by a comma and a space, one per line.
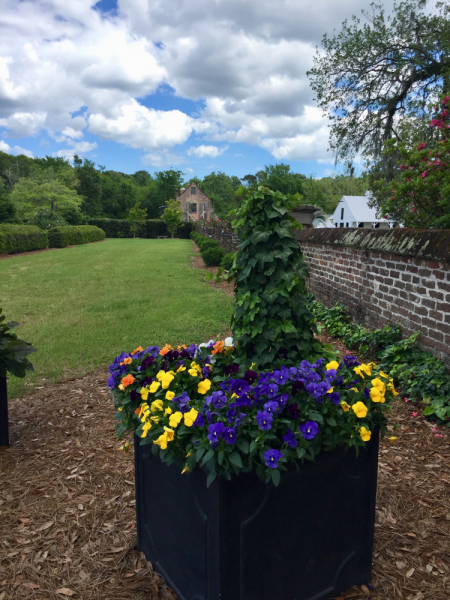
212, 340, 225, 355
121, 374, 135, 388
131, 346, 143, 355
159, 344, 173, 356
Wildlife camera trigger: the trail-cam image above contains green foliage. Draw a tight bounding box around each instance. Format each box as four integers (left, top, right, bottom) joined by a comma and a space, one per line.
302, 172, 369, 215
48, 225, 105, 248
0, 195, 17, 224
29, 208, 68, 230
0, 301, 36, 378
73, 155, 102, 216
308, 0, 450, 167
230, 187, 323, 368
162, 199, 183, 238
0, 224, 48, 255
369, 98, 450, 228
89, 218, 193, 239
201, 171, 242, 218
57, 204, 88, 226
128, 202, 148, 237
309, 297, 450, 425
10, 172, 82, 219
221, 252, 235, 271
0, 151, 35, 192
252, 164, 306, 196
202, 245, 225, 267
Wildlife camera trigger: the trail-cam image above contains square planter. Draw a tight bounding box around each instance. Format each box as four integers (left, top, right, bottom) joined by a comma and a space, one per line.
135, 432, 379, 600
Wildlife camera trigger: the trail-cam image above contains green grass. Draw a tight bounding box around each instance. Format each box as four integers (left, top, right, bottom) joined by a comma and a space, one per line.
1, 239, 233, 398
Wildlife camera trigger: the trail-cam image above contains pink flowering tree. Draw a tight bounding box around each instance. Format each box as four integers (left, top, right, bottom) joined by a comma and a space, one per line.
371, 96, 450, 228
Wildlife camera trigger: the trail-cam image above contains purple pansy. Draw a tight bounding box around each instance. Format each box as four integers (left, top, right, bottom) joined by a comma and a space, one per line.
327, 391, 341, 406
256, 410, 273, 430
263, 400, 279, 414
207, 422, 225, 444
287, 402, 300, 419
267, 382, 279, 398
231, 379, 250, 397
283, 427, 298, 448
299, 420, 319, 440
264, 449, 283, 469
223, 427, 237, 445
173, 391, 190, 411
225, 363, 239, 376
273, 367, 290, 385
243, 369, 258, 384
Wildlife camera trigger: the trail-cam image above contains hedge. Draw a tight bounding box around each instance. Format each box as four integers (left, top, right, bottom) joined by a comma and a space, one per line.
190, 231, 225, 266
88, 218, 193, 239
48, 225, 105, 248
0, 225, 48, 255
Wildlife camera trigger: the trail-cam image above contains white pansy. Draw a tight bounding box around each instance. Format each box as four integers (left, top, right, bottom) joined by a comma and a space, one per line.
224, 337, 234, 347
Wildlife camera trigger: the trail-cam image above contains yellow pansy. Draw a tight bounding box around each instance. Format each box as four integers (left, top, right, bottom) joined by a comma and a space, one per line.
153, 434, 169, 449
231, 393, 238, 399
151, 416, 160, 423
387, 379, 399, 396
326, 360, 339, 371
188, 368, 198, 377
379, 371, 389, 379
350, 387, 359, 393
149, 381, 160, 393
118, 384, 125, 391
191, 361, 202, 374
151, 399, 164, 412
156, 370, 166, 381
340, 401, 350, 412
198, 379, 212, 395
371, 378, 386, 393
184, 408, 199, 427
370, 387, 385, 403
160, 373, 174, 389
169, 411, 183, 428
389, 436, 398, 443
353, 364, 372, 378
359, 427, 371, 442
326, 387, 334, 394
164, 426, 175, 442
140, 387, 150, 400
164, 407, 173, 416
177, 365, 186, 372
118, 406, 123, 412
119, 441, 130, 451
352, 401, 368, 418
165, 391, 175, 400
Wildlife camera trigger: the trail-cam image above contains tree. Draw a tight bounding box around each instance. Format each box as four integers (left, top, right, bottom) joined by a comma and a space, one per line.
10, 173, 82, 219
162, 199, 182, 238
308, 1, 450, 171
369, 96, 450, 227
154, 170, 184, 204
255, 164, 306, 196
0, 151, 34, 192
201, 171, 242, 218
127, 202, 147, 237
302, 173, 369, 214
73, 155, 102, 216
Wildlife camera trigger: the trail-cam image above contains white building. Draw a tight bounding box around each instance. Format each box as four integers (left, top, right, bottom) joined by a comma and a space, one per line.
331, 193, 398, 228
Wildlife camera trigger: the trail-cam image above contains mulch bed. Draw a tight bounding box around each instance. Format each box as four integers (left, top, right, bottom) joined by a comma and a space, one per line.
1, 250, 449, 600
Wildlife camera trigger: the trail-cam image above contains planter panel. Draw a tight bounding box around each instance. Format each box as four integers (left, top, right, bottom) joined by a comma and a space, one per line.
135, 433, 379, 600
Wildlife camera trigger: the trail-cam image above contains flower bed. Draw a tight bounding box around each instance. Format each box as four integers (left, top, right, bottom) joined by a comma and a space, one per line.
109, 339, 396, 486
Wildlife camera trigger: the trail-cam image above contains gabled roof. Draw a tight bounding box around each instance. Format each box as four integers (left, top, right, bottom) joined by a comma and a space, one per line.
338, 196, 390, 223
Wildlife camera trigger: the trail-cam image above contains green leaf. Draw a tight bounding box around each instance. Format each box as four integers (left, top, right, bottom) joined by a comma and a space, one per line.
423, 406, 435, 415
201, 449, 215, 465
236, 439, 250, 454
308, 412, 324, 424
326, 417, 337, 427
206, 472, 217, 487
270, 468, 281, 486
229, 452, 243, 468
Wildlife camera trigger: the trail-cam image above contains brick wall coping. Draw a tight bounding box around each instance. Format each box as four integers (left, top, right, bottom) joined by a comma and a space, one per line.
297, 228, 450, 262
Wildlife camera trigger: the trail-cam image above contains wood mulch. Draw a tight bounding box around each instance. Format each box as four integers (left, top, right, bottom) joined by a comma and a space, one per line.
0, 249, 449, 600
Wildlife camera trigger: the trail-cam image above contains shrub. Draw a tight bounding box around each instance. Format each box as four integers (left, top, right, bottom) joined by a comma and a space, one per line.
0, 225, 48, 255
29, 208, 68, 230
89, 218, 193, 239
221, 252, 235, 271
48, 225, 105, 248
202, 245, 225, 267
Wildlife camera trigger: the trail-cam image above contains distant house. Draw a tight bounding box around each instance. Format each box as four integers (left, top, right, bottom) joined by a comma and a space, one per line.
175, 183, 214, 222
331, 193, 398, 228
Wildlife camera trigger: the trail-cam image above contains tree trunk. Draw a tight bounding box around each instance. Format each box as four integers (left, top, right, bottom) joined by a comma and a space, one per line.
0, 376, 9, 447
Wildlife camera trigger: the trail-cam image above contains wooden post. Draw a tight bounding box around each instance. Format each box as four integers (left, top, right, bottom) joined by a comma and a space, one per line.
0, 376, 8, 447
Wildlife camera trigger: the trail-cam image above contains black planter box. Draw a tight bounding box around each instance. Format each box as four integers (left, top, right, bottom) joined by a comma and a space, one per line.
135, 433, 379, 600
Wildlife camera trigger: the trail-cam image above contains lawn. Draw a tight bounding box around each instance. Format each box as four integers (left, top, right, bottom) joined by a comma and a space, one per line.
0, 239, 233, 398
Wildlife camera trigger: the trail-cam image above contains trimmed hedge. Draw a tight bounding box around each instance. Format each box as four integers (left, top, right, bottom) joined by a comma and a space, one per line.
0, 225, 48, 255
48, 225, 105, 248
191, 231, 225, 266
88, 218, 193, 239
221, 252, 235, 271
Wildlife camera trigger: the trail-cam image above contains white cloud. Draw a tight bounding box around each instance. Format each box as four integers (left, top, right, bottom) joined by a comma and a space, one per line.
0, 139, 33, 157
0, 0, 397, 162
184, 167, 194, 173
187, 145, 227, 158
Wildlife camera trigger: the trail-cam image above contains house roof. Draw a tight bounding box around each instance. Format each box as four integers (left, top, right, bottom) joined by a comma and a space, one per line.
338, 195, 390, 223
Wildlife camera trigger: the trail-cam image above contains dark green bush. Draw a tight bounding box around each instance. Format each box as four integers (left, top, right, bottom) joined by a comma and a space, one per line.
0, 225, 48, 255
29, 208, 68, 230
221, 252, 235, 271
202, 245, 225, 267
48, 225, 105, 248
89, 218, 193, 239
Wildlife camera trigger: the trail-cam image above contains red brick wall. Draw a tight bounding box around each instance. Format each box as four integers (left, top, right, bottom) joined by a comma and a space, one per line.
297, 229, 450, 367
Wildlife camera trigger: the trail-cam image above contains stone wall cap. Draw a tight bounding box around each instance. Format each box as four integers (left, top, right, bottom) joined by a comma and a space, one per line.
297, 228, 450, 263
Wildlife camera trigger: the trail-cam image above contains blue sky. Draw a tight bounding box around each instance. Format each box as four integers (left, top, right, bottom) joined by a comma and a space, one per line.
0, 0, 398, 181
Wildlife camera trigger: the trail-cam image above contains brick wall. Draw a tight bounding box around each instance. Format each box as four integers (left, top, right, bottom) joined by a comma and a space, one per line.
297, 228, 450, 367
199, 226, 239, 253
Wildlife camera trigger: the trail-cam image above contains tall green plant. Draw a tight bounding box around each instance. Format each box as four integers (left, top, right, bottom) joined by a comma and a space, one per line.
230, 187, 323, 367
0, 302, 36, 378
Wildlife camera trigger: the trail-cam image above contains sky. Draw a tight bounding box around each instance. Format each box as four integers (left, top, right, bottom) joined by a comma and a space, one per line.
0, 0, 398, 180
